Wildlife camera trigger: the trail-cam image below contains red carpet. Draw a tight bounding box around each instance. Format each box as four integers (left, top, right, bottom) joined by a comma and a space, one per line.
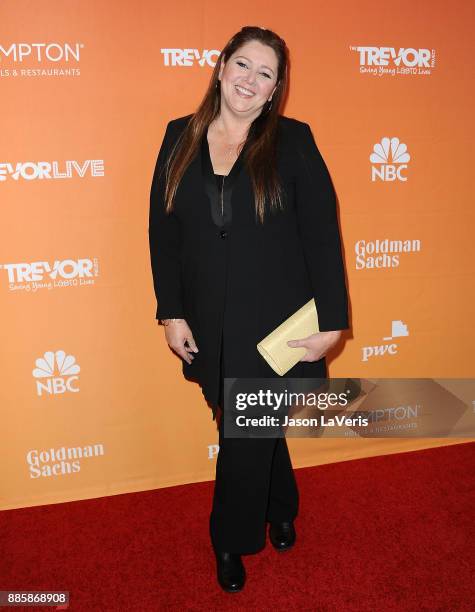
2, 442, 474, 611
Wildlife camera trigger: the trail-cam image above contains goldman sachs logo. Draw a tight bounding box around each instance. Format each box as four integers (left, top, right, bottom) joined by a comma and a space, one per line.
26, 443, 105, 479
355, 239, 421, 269
0, 43, 83, 63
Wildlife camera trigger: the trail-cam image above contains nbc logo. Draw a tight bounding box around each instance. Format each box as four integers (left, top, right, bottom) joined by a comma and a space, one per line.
362, 320, 409, 362
33, 350, 80, 396
370, 137, 410, 182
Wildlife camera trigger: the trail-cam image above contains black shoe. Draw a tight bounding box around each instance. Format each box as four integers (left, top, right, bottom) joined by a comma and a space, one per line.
269, 521, 296, 551
213, 548, 246, 592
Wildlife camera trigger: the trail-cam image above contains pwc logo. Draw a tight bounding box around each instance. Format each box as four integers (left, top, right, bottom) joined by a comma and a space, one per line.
362, 320, 409, 362
370, 137, 411, 182
33, 350, 80, 396
207, 444, 219, 459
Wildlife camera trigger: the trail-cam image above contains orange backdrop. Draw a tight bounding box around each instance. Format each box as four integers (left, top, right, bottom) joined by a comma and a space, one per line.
1, 0, 474, 510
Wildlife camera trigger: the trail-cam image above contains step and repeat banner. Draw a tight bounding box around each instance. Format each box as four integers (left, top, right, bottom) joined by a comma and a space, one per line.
1, 0, 474, 510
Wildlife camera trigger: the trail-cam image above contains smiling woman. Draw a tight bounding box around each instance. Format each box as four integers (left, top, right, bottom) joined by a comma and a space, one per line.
205, 40, 280, 176
217, 41, 278, 116
148, 25, 349, 593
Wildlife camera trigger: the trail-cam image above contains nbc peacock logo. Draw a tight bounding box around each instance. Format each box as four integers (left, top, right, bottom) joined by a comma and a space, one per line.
33, 350, 81, 396
370, 137, 411, 182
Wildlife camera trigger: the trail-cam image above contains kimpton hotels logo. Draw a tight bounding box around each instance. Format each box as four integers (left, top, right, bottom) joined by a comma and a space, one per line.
0, 43, 83, 62
0, 42, 84, 78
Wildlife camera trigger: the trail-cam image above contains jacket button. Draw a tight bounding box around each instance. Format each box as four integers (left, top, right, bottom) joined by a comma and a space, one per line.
220, 230, 227, 239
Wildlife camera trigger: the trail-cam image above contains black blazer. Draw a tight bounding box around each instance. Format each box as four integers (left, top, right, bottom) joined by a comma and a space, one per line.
149, 114, 349, 419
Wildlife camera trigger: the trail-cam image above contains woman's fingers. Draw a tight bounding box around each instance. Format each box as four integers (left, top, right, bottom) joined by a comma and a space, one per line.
185, 335, 199, 353
164, 322, 199, 364
182, 334, 199, 364
287, 335, 324, 362
287, 337, 311, 361
288, 331, 343, 362
171, 340, 193, 364
287, 336, 311, 348
182, 347, 194, 364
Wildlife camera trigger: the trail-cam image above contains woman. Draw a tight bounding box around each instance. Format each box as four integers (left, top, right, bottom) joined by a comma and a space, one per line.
148, 26, 349, 592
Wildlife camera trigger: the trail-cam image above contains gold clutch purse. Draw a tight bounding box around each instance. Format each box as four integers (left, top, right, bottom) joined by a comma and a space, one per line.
257, 299, 319, 376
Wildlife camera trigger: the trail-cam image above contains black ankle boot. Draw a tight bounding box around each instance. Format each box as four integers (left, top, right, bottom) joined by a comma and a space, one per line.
269, 520, 296, 551
213, 548, 246, 592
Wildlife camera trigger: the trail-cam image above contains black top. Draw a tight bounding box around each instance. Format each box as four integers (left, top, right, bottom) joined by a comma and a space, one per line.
213, 173, 228, 226
149, 114, 350, 420
214, 173, 225, 188
201, 131, 246, 229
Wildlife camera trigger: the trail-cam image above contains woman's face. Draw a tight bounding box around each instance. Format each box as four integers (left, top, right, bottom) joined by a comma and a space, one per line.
218, 40, 279, 118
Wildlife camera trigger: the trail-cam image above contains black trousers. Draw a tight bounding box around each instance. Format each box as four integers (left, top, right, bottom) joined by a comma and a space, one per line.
209, 338, 299, 554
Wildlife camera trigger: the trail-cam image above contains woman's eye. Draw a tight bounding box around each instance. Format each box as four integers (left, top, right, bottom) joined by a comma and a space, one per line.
236, 61, 271, 78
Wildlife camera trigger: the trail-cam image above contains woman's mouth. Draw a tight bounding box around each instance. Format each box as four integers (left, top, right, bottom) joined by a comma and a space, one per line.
234, 84, 255, 98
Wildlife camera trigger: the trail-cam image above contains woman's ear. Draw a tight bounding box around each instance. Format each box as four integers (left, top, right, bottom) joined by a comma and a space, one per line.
218, 59, 225, 81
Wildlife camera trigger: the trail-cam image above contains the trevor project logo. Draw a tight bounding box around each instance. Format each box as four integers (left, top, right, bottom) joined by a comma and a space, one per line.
350, 45, 436, 76
161, 48, 220, 67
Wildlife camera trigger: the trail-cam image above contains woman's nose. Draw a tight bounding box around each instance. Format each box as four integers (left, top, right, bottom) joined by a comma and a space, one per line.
244, 71, 257, 86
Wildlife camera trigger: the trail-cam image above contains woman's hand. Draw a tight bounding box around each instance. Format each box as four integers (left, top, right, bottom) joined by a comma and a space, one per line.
161, 319, 199, 364
287, 330, 342, 362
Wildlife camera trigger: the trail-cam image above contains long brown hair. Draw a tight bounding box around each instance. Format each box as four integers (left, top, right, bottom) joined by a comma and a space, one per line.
164, 26, 289, 224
